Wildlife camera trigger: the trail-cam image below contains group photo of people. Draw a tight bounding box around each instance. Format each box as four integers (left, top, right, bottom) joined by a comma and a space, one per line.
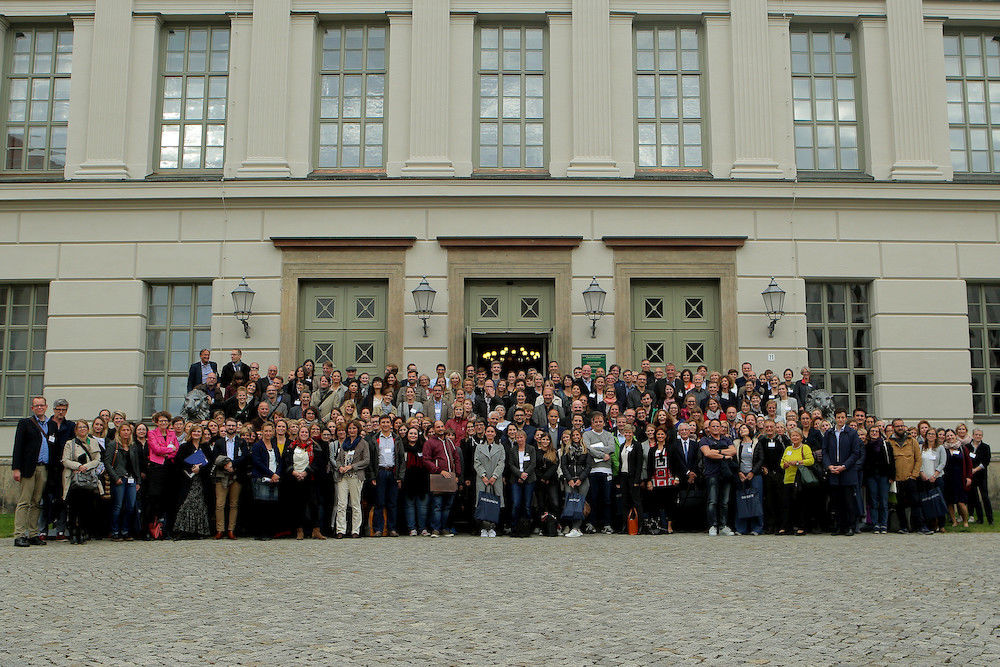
10, 349, 994, 546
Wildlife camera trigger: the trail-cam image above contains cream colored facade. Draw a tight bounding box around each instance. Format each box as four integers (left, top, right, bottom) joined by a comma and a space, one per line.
1, 0, 1000, 478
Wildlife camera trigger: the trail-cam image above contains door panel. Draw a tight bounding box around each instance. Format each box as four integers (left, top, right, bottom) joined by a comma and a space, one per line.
299, 281, 387, 376
465, 280, 555, 332
631, 280, 720, 370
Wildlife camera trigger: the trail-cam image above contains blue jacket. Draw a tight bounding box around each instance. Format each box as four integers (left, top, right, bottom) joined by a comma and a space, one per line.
822, 426, 863, 486
250, 439, 283, 480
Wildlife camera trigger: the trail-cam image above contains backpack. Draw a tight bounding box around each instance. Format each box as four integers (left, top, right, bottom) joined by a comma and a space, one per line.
514, 517, 533, 538
540, 512, 559, 537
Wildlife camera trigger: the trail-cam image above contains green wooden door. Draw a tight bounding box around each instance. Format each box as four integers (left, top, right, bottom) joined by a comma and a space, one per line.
465, 280, 554, 365
299, 281, 386, 375
465, 280, 554, 332
631, 280, 719, 370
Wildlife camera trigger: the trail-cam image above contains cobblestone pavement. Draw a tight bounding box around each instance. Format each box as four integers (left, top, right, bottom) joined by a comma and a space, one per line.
2, 533, 998, 665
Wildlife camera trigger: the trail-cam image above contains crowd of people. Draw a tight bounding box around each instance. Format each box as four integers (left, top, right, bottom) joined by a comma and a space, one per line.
10, 349, 994, 546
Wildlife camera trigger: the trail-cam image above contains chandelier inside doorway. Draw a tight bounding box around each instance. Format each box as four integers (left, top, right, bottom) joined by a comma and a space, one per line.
480, 345, 542, 364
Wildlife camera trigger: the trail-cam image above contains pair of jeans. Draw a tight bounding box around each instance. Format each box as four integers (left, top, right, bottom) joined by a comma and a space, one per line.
510, 482, 535, 525
110, 481, 138, 536
587, 473, 613, 528
403, 492, 429, 532
373, 469, 399, 533
429, 493, 455, 532
734, 475, 763, 535
705, 475, 732, 529
866, 475, 889, 529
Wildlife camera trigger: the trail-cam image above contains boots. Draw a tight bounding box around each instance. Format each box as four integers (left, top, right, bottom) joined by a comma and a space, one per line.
296, 528, 304, 540
311, 527, 327, 540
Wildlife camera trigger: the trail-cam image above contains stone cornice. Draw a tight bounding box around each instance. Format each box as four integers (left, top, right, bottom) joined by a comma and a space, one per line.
271, 237, 416, 249
4, 179, 1000, 208
438, 237, 582, 249
603, 236, 746, 249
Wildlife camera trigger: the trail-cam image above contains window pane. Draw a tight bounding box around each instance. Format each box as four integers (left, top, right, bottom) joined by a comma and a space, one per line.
317, 26, 387, 169
157, 27, 229, 170
0, 284, 48, 417
3, 27, 73, 172
478, 26, 546, 170
634, 27, 703, 170
144, 283, 212, 416
948, 32, 1000, 173
791, 29, 860, 172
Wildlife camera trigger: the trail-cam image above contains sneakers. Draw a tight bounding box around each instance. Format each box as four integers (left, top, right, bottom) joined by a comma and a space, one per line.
564, 528, 583, 538
409, 529, 418, 537
750, 531, 761, 536
444, 531, 454, 537
480, 529, 489, 537
708, 526, 718, 536
488, 529, 497, 538
720, 526, 734, 536
430, 530, 440, 538
601, 525, 614, 535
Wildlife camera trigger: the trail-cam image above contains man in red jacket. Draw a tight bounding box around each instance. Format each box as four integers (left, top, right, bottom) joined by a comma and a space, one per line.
423, 420, 463, 537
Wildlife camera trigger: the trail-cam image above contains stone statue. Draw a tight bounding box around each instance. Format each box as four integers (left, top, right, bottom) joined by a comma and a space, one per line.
804, 389, 835, 422
180, 388, 213, 422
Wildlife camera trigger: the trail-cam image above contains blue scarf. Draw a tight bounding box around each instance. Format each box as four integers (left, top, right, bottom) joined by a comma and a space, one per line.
342, 436, 362, 452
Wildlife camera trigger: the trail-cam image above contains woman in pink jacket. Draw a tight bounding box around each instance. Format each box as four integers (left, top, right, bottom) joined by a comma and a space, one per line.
146, 410, 180, 539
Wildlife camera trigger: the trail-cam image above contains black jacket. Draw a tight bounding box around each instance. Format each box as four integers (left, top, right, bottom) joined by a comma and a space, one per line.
970, 442, 991, 479
220, 361, 251, 388
669, 437, 700, 483
211, 436, 251, 477
188, 360, 219, 393
618, 439, 645, 485
757, 433, 790, 474
506, 444, 538, 485
103, 440, 145, 484
863, 437, 895, 479
560, 446, 592, 483
12, 416, 49, 478
736, 439, 765, 477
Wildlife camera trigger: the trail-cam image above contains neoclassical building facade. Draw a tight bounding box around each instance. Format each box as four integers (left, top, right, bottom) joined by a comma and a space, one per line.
0, 0, 999, 491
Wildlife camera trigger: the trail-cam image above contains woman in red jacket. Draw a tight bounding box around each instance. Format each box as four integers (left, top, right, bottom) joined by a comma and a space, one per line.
146, 411, 180, 539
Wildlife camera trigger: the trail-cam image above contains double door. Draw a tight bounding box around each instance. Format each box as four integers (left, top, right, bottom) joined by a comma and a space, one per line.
631, 280, 719, 370
299, 281, 387, 375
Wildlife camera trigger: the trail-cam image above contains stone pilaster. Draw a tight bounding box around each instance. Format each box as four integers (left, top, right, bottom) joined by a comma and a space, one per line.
402, 0, 454, 176
72, 0, 132, 179
729, 0, 783, 179
885, 0, 944, 180
235, 0, 292, 178
566, 0, 619, 177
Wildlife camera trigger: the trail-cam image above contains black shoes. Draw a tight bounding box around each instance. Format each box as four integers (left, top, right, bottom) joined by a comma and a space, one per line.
13, 537, 30, 547
28, 536, 46, 546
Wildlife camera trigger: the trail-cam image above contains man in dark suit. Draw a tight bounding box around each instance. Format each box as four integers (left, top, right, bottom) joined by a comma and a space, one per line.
822, 409, 863, 536
11, 396, 51, 547
219, 348, 251, 389
669, 422, 700, 491
187, 348, 218, 393
211, 417, 250, 539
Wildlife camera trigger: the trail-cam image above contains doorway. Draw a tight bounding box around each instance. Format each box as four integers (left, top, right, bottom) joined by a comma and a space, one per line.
472, 334, 547, 375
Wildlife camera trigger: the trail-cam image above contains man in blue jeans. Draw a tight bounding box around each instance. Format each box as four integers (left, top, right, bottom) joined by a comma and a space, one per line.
699, 418, 737, 536
367, 415, 403, 537
423, 420, 462, 537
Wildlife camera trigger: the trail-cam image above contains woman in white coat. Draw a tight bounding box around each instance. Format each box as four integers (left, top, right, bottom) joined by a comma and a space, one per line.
62, 420, 105, 544
473, 424, 505, 538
